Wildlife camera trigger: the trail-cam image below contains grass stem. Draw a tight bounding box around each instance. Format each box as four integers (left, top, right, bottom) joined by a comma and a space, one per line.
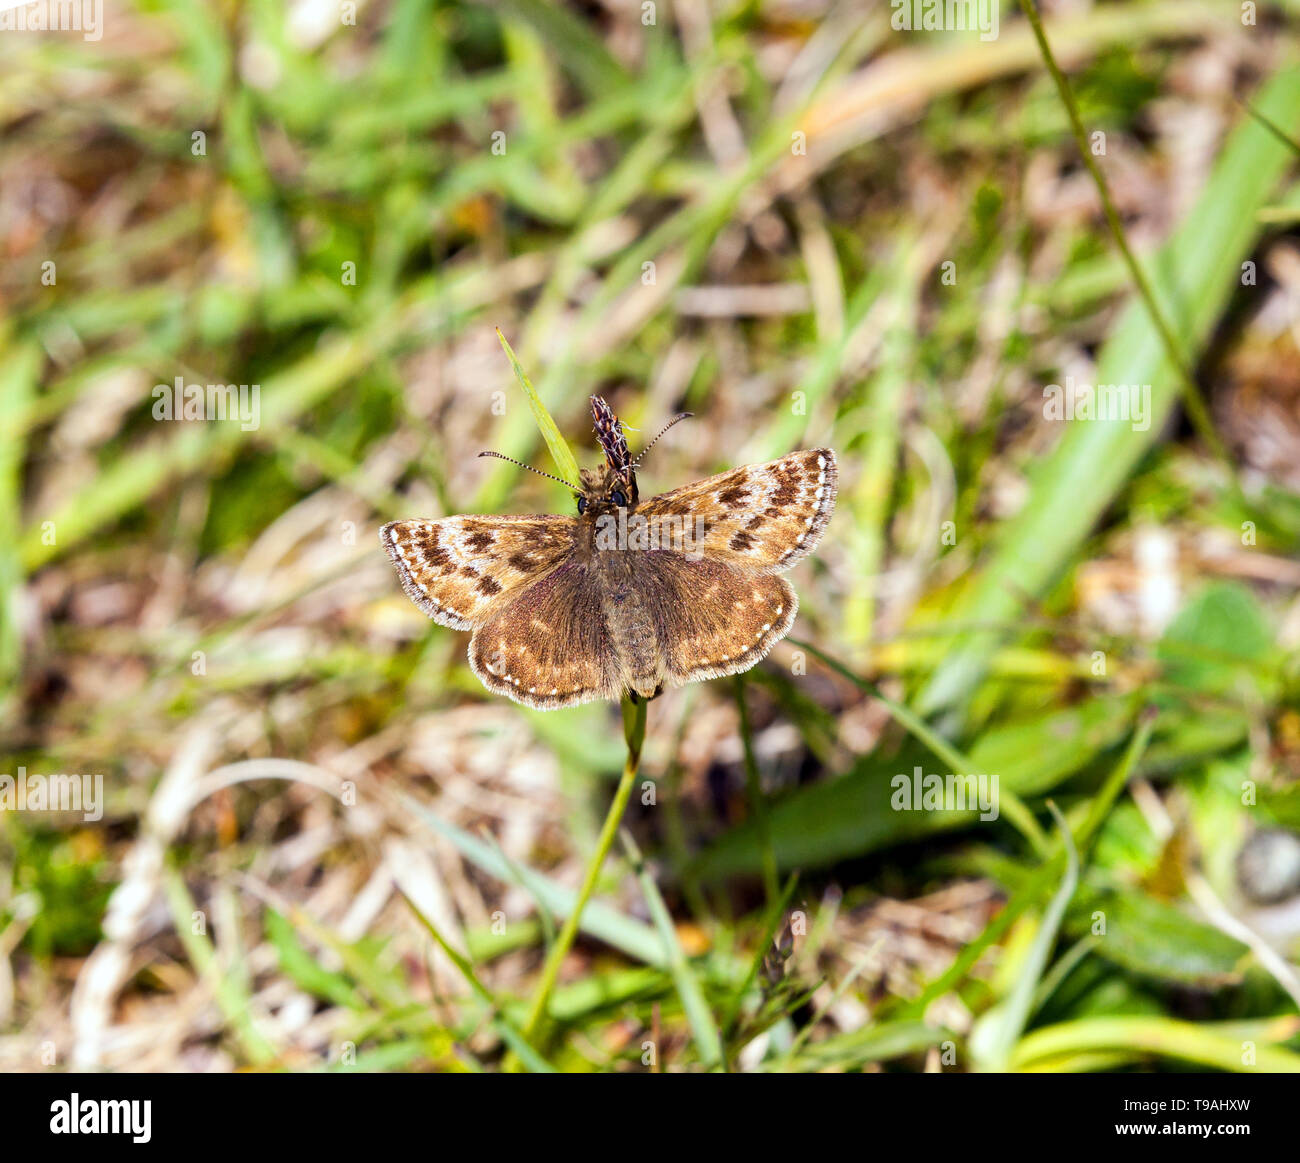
513, 695, 647, 1060
1017, 0, 1230, 471
735, 676, 779, 905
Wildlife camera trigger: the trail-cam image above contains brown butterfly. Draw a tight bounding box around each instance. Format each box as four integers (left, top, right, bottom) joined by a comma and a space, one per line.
381, 398, 836, 709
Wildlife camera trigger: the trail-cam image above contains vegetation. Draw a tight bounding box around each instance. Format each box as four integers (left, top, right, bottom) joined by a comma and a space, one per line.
2, 0, 1300, 1073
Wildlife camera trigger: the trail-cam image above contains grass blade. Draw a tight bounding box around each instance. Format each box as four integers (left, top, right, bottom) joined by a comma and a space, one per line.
916, 60, 1300, 724
495, 327, 581, 487
972, 802, 1078, 1072
621, 830, 723, 1071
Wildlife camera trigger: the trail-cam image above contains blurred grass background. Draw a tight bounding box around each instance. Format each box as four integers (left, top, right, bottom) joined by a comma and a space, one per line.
2, 0, 1300, 1072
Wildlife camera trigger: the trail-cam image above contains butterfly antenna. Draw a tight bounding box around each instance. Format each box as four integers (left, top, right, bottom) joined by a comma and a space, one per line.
631, 412, 693, 468
478, 451, 580, 494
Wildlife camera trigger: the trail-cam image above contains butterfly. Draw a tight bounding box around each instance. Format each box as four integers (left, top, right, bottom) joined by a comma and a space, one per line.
381, 397, 837, 710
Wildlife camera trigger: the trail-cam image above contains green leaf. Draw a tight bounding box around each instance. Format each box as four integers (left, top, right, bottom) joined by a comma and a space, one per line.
781, 1019, 954, 1071
692, 696, 1138, 880
916, 61, 1300, 725
495, 328, 581, 487
967, 695, 1140, 797
1013, 1015, 1300, 1073
1066, 886, 1248, 985
1157, 582, 1274, 697
265, 908, 363, 1010
495, 0, 631, 100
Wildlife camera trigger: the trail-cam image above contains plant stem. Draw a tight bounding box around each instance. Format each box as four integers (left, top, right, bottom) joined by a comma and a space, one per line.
515, 695, 648, 1059
1017, 0, 1230, 471
399, 888, 556, 1073
734, 676, 778, 905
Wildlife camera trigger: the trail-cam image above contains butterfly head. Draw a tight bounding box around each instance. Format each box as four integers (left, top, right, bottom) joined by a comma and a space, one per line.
586, 396, 693, 518
480, 399, 691, 518
576, 462, 638, 518
590, 396, 634, 484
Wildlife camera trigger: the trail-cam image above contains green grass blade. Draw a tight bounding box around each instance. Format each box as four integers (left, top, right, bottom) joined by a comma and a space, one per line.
972, 802, 1078, 1072
0, 338, 38, 712
162, 868, 278, 1065
398, 889, 556, 1073
916, 60, 1300, 724
621, 831, 723, 1070
1012, 1016, 1300, 1073
495, 327, 581, 487
399, 792, 665, 968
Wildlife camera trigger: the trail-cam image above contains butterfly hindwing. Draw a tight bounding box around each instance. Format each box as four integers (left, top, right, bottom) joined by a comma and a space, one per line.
625, 553, 798, 686
380, 515, 575, 630
636, 449, 836, 572
467, 560, 620, 709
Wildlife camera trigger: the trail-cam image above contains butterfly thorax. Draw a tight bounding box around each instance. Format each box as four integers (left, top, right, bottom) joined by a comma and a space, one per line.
574, 464, 663, 696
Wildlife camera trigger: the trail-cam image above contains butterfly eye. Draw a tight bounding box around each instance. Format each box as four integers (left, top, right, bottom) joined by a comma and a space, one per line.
610, 490, 627, 507
576, 496, 588, 515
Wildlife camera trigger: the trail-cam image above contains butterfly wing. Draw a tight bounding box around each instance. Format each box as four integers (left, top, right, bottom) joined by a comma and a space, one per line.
467, 560, 621, 709
380, 515, 576, 630
624, 552, 798, 687
636, 449, 836, 572
382, 448, 836, 706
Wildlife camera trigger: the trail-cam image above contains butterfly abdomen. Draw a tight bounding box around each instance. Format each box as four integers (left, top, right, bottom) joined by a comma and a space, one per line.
596, 545, 665, 699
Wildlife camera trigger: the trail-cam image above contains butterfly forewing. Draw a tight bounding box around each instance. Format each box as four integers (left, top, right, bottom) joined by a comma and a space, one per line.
637, 449, 836, 572
380, 515, 575, 629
